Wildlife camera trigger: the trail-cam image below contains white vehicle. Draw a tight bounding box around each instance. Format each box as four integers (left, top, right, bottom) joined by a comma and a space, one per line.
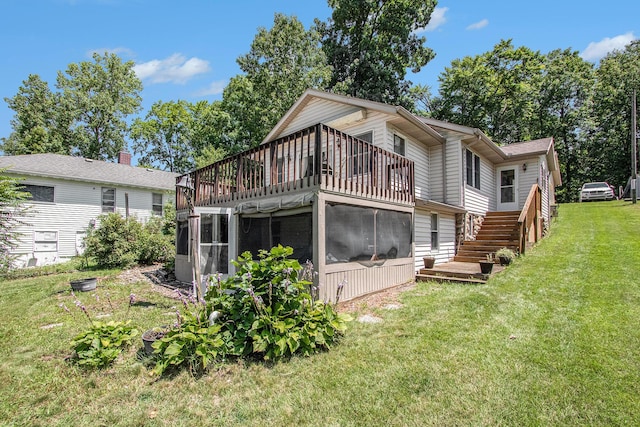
580, 182, 615, 202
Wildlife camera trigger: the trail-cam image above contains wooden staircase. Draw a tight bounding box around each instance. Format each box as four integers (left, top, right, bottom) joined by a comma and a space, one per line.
454, 211, 521, 263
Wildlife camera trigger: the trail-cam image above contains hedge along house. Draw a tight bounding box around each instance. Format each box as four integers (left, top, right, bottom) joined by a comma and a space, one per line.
0, 153, 178, 268
175, 90, 561, 302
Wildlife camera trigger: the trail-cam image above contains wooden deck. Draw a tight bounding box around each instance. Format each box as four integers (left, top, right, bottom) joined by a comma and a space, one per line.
416, 261, 505, 284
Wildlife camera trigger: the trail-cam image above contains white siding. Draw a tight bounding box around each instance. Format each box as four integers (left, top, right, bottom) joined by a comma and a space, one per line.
388, 126, 430, 200
11, 176, 172, 267
464, 151, 494, 215
280, 98, 369, 137
445, 139, 462, 205
414, 209, 456, 270
429, 145, 444, 202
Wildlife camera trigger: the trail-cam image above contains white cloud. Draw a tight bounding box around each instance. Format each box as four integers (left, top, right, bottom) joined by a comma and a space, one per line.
415, 7, 448, 33
133, 54, 211, 84
580, 32, 637, 61
466, 19, 488, 31
194, 80, 227, 97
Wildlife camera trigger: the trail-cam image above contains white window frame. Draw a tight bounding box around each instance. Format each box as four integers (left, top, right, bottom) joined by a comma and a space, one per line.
152, 193, 163, 216
101, 187, 116, 213
465, 149, 481, 190
431, 213, 439, 252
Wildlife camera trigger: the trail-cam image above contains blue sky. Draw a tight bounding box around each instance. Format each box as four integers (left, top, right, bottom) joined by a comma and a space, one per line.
1, 0, 638, 154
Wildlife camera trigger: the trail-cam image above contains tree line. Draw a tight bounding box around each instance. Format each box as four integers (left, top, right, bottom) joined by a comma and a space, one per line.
2, 0, 639, 202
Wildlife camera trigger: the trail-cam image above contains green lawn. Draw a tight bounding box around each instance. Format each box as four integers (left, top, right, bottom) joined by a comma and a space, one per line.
1, 201, 639, 426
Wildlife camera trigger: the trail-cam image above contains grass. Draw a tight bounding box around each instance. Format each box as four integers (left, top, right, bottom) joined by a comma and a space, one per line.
1, 200, 640, 426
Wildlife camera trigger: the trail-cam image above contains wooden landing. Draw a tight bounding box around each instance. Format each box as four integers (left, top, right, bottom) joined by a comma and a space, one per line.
416, 261, 505, 284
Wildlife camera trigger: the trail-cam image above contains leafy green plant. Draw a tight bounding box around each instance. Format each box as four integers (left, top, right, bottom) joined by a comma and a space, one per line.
151, 245, 352, 376
83, 212, 175, 269
206, 245, 352, 361
495, 247, 517, 265
151, 310, 226, 376
0, 170, 30, 275
70, 320, 139, 368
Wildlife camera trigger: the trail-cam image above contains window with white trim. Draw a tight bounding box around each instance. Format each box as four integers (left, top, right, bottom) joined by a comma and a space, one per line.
465, 149, 481, 190
101, 187, 115, 213
394, 134, 405, 156
152, 193, 163, 215
431, 213, 439, 251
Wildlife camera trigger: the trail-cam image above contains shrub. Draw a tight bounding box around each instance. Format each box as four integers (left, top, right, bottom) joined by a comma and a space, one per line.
151, 245, 352, 376
137, 216, 174, 265
84, 212, 175, 268
151, 310, 226, 376
0, 171, 30, 275
70, 320, 139, 368
84, 213, 142, 268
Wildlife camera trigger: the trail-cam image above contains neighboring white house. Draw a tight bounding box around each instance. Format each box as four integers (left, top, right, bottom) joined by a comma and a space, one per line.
174, 89, 562, 302
0, 152, 178, 267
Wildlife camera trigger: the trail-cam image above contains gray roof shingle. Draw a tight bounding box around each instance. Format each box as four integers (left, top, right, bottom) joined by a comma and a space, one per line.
501, 138, 553, 157
0, 154, 178, 191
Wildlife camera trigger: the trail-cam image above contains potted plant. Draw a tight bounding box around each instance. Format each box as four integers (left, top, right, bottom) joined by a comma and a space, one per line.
479, 253, 494, 274
495, 247, 516, 266
142, 326, 170, 356
423, 253, 436, 269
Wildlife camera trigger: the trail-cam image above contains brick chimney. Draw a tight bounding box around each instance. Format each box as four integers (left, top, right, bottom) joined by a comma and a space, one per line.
118, 151, 131, 166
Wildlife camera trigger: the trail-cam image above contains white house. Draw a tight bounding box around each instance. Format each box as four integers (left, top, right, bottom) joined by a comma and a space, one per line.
174, 90, 561, 301
0, 152, 178, 267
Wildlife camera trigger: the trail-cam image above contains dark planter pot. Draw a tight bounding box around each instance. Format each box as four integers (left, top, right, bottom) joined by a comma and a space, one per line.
498, 256, 512, 266
70, 277, 97, 292
423, 256, 436, 269
479, 261, 494, 275
142, 328, 167, 356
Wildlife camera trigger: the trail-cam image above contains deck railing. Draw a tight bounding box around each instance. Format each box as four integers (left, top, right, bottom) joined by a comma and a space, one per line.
517, 183, 542, 254
176, 124, 414, 210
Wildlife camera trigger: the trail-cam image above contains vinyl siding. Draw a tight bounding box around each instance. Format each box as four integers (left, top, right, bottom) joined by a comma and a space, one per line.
445, 139, 462, 205
414, 209, 456, 270
11, 176, 172, 267
279, 98, 370, 137
464, 151, 494, 215
428, 145, 444, 202
387, 126, 429, 199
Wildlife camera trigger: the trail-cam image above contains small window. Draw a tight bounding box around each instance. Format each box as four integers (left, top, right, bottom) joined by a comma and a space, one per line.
431, 213, 439, 251
22, 184, 54, 202
101, 187, 115, 213
355, 131, 373, 143
465, 149, 481, 190
152, 193, 163, 215
394, 135, 405, 156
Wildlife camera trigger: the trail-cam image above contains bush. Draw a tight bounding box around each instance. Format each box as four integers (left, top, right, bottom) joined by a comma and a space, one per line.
70, 320, 139, 368
151, 245, 352, 376
0, 171, 30, 275
84, 212, 175, 268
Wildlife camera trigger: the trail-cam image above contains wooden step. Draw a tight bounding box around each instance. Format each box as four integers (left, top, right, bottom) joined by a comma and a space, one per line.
416, 273, 487, 285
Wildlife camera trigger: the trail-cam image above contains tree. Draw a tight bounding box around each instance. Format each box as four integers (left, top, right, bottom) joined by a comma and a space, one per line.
589, 41, 640, 191
432, 40, 544, 144
56, 52, 143, 161
0, 170, 29, 273
131, 100, 194, 173
1, 74, 72, 155
319, 0, 437, 107
222, 14, 331, 149
535, 49, 595, 201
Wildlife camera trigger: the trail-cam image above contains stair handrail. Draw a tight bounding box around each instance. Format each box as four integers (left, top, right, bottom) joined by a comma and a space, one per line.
517, 184, 542, 255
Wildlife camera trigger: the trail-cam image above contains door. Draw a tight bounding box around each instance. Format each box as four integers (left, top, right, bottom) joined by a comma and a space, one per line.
199, 208, 234, 277
497, 167, 518, 211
